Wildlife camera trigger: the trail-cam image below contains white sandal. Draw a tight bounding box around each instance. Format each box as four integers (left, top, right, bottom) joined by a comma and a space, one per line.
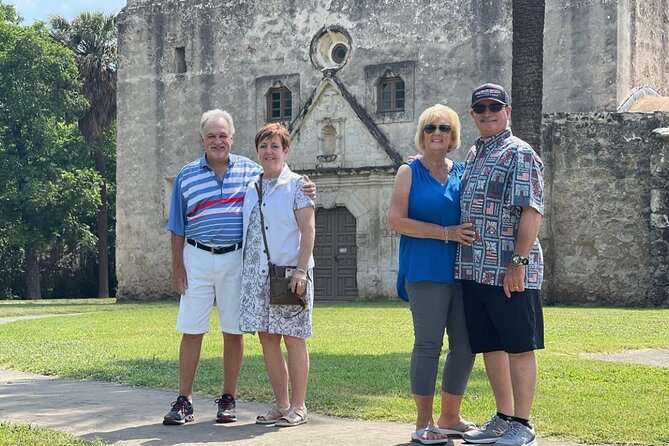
274, 406, 308, 427
255, 404, 289, 425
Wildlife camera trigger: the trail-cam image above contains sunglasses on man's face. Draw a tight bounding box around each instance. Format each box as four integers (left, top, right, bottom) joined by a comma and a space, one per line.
471, 103, 507, 114
423, 124, 452, 134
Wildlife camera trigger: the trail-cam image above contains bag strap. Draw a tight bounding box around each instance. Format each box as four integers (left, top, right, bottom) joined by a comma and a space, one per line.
254, 177, 273, 267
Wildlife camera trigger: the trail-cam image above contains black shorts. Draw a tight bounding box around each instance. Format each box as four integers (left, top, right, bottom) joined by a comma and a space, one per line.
461, 280, 545, 354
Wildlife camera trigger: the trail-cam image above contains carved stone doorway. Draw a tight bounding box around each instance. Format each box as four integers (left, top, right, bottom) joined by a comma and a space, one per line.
313, 206, 358, 301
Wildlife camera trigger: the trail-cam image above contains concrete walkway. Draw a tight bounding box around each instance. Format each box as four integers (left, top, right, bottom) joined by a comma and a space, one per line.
0, 369, 588, 446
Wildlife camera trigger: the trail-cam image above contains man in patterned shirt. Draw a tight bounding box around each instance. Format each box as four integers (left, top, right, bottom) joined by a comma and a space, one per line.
456, 84, 545, 446
163, 109, 314, 426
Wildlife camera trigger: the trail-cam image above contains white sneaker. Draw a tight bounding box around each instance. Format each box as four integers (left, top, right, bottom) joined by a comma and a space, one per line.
463, 415, 509, 444
494, 421, 537, 446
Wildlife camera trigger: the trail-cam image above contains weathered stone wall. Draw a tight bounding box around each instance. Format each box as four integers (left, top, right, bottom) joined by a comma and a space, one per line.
543, 0, 669, 113
630, 0, 669, 95
541, 112, 669, 306
115, 0, 669, 304
649, 129, 669, 306
117, 0, 513, 159
115, 0, 514, 299
543, 0, 619, 113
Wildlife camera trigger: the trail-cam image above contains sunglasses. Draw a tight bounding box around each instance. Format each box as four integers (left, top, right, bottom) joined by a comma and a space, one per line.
423, 124, 452, 134
471, 103, 507, 114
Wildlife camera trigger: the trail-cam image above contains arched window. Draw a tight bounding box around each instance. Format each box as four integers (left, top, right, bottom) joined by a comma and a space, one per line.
377, 76, 405, 113
266, 87, 292, 121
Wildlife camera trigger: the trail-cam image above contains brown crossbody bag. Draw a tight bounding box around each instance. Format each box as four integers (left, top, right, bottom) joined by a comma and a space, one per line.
254, 178, 307, 309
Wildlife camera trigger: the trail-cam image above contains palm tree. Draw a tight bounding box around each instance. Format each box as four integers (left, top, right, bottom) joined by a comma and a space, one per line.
50, 12, 117, 297
511, 0, 545, 153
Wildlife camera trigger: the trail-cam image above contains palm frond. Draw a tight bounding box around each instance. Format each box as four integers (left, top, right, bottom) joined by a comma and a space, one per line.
47, 11, 118, 143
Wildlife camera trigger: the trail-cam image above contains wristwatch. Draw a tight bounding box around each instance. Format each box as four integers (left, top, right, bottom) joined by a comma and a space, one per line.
510, 254, 529, 266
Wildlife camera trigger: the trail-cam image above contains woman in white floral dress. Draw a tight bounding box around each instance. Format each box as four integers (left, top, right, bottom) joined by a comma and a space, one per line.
240, 123, 315, 427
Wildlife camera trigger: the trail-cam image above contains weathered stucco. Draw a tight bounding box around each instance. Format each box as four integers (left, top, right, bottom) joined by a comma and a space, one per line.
544, 0, 619, 113
115, 0, 513, 300
116, 0, 669, 305
543, 0, 669, 113
626, 0, 669, 99
541, 112, 669, 306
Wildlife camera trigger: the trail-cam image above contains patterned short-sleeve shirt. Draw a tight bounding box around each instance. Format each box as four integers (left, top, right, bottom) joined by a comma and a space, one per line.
455, 128, 545, 288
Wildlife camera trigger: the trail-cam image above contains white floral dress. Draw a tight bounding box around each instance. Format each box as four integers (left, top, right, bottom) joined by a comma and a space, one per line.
239, 178, 314, 338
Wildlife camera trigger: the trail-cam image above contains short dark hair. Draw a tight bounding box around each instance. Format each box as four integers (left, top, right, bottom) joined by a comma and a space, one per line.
254, 123, 291, 151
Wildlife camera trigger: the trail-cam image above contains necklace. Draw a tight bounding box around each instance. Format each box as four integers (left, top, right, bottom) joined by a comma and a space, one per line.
422, 158, 452, 186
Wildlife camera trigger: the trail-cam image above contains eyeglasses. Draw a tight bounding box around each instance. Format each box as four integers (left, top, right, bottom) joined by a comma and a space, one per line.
471, 103, 507, 114
423, 124, 452, 134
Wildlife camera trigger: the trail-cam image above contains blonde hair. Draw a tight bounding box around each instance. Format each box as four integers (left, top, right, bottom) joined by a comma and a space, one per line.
414, 104, 461, 152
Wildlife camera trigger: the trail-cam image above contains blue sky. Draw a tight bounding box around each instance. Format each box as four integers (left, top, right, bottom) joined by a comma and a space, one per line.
6, 0, 127, 24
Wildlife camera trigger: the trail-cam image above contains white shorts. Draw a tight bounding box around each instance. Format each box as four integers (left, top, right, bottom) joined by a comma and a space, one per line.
176, 242, 243, 335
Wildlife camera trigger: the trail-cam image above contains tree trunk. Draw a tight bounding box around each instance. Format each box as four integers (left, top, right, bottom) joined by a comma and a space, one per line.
511, 0, 546, 154
95, 148, 110, 298
13, 124, 42, 299
24, 244, 42, 299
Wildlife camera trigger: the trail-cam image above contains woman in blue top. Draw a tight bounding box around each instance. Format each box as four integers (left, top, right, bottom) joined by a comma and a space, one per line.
389, 104, 477, 445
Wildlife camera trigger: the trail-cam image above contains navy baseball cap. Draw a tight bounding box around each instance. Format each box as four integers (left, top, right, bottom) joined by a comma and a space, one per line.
471, 83, 509, 106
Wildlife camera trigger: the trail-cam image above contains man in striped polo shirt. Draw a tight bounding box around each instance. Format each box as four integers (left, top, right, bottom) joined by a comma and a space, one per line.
163, 109, 314, 426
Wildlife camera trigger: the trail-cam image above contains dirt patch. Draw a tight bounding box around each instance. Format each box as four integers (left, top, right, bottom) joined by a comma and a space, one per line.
0, 313, 87, 325
0, 315, 62, 324
583, 348, 669, 368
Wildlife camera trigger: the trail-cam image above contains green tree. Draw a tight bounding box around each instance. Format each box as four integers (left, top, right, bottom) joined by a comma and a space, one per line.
0, 1, 19, 23
511, 0, 545, 153
0, 2, 100, 298
49, 12, 117, 298
43, 124, 117, 299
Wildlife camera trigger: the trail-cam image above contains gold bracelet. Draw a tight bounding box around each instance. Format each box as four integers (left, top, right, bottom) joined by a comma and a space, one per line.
444, 226, 449, 243
295, 268, 308, 275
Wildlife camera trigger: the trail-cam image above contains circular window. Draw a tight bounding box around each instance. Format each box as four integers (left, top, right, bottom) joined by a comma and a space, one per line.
331, 43, 348, 64
309, 25, 352, 72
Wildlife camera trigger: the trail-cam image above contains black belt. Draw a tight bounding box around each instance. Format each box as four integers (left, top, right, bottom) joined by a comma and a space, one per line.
187, 238, 242, 255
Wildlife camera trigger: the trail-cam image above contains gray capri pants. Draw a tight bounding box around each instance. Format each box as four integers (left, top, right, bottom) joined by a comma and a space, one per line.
407, 281, 475, 396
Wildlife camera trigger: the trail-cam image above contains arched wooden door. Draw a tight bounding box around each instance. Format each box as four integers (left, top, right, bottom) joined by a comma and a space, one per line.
313, 207, 358, 301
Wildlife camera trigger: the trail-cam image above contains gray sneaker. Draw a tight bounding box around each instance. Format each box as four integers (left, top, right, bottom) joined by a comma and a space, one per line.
494, 421, 537, 446
463, 415, 509, 444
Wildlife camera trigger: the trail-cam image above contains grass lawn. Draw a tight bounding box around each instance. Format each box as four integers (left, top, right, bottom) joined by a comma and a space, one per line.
0, 422, 105, 446
0, 299, 668, 445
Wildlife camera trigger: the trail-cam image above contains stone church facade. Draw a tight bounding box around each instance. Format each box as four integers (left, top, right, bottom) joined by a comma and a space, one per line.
115, 0, 669, 305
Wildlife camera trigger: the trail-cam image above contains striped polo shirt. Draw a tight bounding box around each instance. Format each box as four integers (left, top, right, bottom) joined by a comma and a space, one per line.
168, 154, 262, 246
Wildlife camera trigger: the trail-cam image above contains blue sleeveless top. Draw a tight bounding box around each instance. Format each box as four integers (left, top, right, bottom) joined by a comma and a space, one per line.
397, 160, 465, 301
